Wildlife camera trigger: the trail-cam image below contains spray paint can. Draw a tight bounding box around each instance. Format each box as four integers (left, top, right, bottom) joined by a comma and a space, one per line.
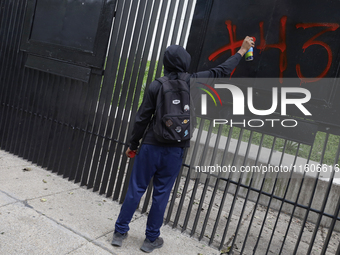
245, 47, 253, 61
128, 150, 136, 158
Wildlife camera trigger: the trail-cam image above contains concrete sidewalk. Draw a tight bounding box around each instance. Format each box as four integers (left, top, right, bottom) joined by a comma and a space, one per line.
0, 150, 218, 255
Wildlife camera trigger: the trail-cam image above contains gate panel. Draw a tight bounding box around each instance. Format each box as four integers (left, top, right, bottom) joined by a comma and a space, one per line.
0, 0, 197, 207
0, 0, 112, 182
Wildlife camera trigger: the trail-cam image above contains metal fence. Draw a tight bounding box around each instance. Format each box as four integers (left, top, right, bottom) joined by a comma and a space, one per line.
167, 121, 340, 254
1, 0, 340, 254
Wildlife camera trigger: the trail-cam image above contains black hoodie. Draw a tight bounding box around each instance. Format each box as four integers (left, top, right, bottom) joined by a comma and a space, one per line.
128, 45, 242, 150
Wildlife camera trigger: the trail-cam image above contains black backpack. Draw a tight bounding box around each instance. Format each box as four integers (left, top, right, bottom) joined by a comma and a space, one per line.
153, 73, 196, 143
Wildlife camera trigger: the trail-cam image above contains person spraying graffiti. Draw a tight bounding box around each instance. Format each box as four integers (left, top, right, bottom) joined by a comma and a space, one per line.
111, 36, 254, 253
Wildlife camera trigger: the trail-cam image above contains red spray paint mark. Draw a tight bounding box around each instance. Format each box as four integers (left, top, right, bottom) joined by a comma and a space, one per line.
208, 20, 244, 77
257, 16, 287, 83
208, 17, 339, 83
296, 23, 339, 83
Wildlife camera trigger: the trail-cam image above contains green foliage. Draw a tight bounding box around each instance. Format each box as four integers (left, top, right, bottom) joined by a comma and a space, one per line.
139, 60, 164, 107
99, 59, 164, 109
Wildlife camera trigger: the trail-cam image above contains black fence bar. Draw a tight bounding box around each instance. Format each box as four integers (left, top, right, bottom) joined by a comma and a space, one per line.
49, 77, 70, 171
145, 0, 169, 88
178, 119, 206, 230
17, 69, 36, 158
29, 72, 49, 163
65, 77, 90, 180
154, 0, 177, 79
210, 128, 245, 246
199, 125, 234, 241
240, 136, 277, 254
190, 123, 224, 236
87, 0, 139, 191
0, 0, 18, 146
278, 143, 314, 254
173, 119, 206, 229
0, 0, 14, 85
265, 143, 301, 254
293, 133, 330, 254
110, 0, 156, 204
32, 72, 53, 164
219, 130, 253, 250
61, 79, 88, 177
165, 147, 189, 224
54, 77, 75, 175
41, 75, 61, 168
179, 0, 194, 47
0, 0, 7, 38
56, 78, 79, 176
79, 0, 130, 187
183, 120, 214, 232
320, 141, 340, 254
47, 77, 69, 171
307, 136, 340, 254
112, 0, 164, 201
70, 75, 103, 182
239, 133, 265, 254
227, 131, 255, 253
109, 0, 158, 200
72, 0, 121, 185
0, 0, 25, 151
170, 0, 185, 46
7, 65, 29, 154
140, 0, 194, 211
95, 0, 148, 196
253, 139, 289, 254
36, 74, 57, 166
24, 71, 45, 161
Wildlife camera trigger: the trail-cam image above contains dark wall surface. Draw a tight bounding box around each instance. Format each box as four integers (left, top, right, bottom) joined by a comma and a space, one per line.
187, 0, 340, 128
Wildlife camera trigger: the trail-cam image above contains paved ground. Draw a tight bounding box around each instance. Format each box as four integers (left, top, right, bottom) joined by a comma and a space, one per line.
1, 149, 339, 255
0, 150, 218, 255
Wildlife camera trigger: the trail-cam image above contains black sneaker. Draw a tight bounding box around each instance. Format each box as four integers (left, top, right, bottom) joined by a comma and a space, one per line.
140, 237, 164, 253
111, 231, 128, 247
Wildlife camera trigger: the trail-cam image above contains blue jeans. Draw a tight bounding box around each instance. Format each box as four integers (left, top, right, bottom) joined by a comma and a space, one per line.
115, 144, 184, 241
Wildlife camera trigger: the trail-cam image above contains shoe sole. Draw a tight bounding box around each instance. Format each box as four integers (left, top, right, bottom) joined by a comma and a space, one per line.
111, 240, 123, 247
140, 243, 163, 253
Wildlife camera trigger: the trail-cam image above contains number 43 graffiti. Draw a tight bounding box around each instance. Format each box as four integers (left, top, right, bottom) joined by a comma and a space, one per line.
208, 16, 339, 83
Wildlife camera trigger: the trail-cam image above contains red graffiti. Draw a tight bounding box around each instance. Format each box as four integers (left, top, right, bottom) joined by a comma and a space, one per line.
209, 17, 339, 83
257, 16, 287, 83
296, 23, 339, 83
208, 20, 244, 76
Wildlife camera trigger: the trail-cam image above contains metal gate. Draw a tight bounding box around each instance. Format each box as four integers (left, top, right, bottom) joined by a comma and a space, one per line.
0, 0, 195, 197
1, 0, 340, 254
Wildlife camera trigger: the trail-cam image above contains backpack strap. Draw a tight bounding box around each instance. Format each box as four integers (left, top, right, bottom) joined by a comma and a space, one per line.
156, 73, 191, 84
155, 76, 169, 84
177, 72, 191, 84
